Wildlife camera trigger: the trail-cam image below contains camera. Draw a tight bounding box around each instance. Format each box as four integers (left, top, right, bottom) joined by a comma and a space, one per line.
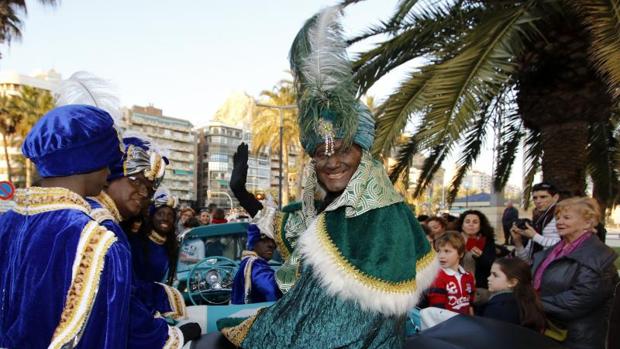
515, 218, 533, 230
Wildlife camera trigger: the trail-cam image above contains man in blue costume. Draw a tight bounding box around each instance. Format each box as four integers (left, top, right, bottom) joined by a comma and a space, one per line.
54, 72, 201, 347
86, 136, 200, 348
0, 105, 131, 348
231, 220, 282, 304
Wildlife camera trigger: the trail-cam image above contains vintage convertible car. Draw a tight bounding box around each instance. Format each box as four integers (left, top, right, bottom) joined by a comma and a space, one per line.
175, 222, 281, 306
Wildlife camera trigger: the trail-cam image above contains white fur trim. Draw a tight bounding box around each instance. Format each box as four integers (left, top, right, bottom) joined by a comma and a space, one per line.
298, 217, 439, 316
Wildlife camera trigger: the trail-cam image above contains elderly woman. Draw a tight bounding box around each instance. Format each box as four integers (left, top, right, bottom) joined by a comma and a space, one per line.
222, 6, 436, 349
532, 197, 618, 349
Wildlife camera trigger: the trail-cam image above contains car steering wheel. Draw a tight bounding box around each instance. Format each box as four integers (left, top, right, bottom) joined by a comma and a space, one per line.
186, 256, 238, 305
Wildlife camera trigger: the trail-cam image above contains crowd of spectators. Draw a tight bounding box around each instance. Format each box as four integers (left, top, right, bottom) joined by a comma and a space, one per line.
417, 182, 619, 349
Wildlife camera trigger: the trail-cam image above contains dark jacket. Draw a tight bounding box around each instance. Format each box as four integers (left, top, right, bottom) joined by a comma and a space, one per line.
474, 237, 496, 289
480, 291, 521, 326
532, 235, 619, 349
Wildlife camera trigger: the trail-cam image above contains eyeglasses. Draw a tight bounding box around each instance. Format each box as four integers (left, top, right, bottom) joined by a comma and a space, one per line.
312, 145, 352, 167
127, 175, 153, 196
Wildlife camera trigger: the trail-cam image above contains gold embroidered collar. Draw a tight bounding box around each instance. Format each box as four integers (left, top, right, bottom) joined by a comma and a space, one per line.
14, 187, 91, 215
149, 230, 167, 245
94, 191, 123, 223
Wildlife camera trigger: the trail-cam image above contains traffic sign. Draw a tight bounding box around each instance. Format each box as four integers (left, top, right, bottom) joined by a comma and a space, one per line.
0, 181, 15, 200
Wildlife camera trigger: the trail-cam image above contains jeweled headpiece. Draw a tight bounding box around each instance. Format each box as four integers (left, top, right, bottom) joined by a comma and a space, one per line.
110, 135, 169, 188
289, 5, 375, 155
151, 187, 178, 212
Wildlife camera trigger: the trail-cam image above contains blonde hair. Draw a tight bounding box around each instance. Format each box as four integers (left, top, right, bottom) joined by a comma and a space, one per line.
555, 197, 601, 227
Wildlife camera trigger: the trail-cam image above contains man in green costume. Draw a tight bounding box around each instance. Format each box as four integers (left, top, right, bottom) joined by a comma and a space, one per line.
223, 5, 438, 348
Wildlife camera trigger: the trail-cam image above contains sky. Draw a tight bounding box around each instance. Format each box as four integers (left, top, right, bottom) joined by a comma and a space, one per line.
0, 0, 523, 188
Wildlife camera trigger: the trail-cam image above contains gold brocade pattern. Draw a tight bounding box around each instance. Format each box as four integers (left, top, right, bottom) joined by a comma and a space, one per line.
316, 214, 436, 294
221, 312, 261, 347
90, 208, 115, 224
149, 231, 167, 245
157, 282, 187, 320
94, 192, 122, 223
13, 187, 91, 216
48, 222, 117, 349
273, 212, 290, 260
146, 153, 162, 181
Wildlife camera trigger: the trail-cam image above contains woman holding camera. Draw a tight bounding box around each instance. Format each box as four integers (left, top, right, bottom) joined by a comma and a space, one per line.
532, 197, 618, 349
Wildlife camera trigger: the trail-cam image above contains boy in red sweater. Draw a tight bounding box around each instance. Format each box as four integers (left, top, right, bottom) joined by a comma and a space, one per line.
427, 232, 476, 315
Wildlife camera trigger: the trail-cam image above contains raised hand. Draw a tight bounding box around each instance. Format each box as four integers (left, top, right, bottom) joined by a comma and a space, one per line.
230, 142, 249, 191
229, 142, 263, 217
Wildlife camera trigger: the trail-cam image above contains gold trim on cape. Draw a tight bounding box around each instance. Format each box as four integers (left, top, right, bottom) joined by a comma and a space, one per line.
48, 221, 118, 349
157, 282, 187, 320
13, 187, 91, 216
315, 213, 436, 294
221, 312, 261, 347
272, 212, 290, 260
93, 191, 123, 223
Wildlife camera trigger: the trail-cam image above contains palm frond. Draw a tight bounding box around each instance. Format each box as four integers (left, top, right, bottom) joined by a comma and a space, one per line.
371, 68, 434, 157
492, 88, 523, 191
387, 135, 419, 183
446, 110, 491, 204
569, 0, 620, 96
412, 142, 451, 198
351, 4, 478, 95
414, 3, 536, 151
522, 129, 542, 209
493, 117, 523, 192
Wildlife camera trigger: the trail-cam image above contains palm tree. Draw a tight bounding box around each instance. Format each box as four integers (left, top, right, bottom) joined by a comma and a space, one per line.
346, 0, 620, 211
0, 86, 53, 185
13, 86, 54, 186
252, 79, 302, 206
0, 0, 58, 51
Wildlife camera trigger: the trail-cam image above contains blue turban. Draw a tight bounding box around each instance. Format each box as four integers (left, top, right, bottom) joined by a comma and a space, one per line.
108, 136, 169, 186
246, 224, 262, 250
22, 105, 123, 177
301, 102, 375, 155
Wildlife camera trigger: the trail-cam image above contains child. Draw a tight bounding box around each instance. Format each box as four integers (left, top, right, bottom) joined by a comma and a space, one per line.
427, 232, 476, 315
482, 257, 546, 331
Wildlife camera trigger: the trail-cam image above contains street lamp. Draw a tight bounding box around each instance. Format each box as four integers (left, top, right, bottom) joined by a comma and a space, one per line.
255, 102, 297, 209
209, 190, 234, 211
464, 182, 471, 208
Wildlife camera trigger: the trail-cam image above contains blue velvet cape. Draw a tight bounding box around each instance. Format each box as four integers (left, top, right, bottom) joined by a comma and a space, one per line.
0, 188, 131, 348
87, 195, 183, 348
231, 252, 282, 304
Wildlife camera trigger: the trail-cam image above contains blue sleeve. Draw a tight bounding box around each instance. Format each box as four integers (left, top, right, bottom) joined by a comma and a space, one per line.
251, 262, 282, 302
128, 294, 183, 349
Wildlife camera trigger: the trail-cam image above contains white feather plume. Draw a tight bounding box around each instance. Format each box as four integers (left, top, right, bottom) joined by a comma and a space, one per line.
301, 5, 352, 94
54, 71, 121, 122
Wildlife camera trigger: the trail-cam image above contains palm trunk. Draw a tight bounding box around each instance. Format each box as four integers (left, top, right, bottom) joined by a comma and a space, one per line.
295, 153, 306, 200
283, 149, 290, 206
1, 133, 13, 182
517, 21, 612, 198
539, 121, 588, 197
